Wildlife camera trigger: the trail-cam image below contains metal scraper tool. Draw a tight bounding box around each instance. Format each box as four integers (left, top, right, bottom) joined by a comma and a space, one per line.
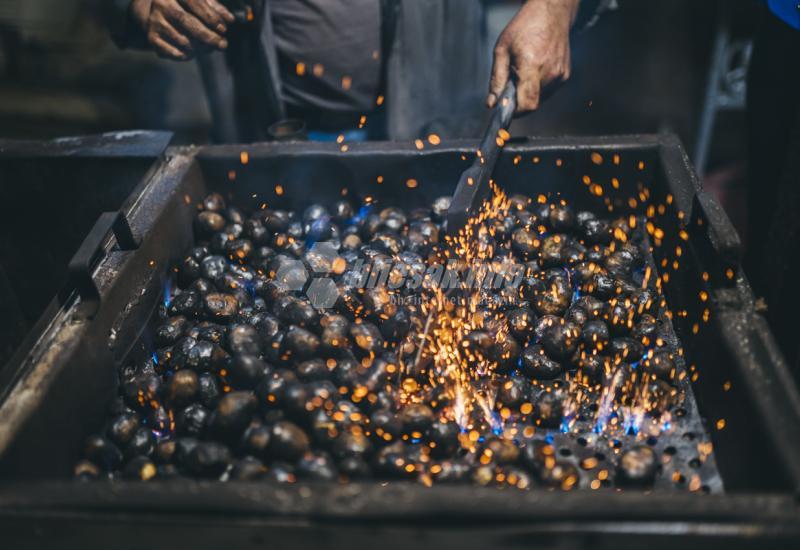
446, 80, 517, 236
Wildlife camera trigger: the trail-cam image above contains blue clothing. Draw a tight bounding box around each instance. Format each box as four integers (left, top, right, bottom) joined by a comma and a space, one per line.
766, 0, 800, 30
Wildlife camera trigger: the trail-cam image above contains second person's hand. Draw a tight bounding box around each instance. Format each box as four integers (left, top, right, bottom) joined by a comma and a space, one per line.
488, 0, 579, 113
131, 0, 236, 60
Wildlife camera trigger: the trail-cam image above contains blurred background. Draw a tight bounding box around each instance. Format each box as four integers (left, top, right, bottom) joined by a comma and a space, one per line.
0, 0, 757, 231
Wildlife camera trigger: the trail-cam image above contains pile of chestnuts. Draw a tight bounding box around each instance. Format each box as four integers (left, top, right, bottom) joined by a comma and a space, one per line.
75, 189, 688, 491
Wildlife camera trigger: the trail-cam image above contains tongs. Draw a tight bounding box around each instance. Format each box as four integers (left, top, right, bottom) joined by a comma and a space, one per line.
446, 81, 517, 236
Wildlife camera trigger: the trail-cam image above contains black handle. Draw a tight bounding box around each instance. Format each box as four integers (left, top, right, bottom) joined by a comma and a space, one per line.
61, 211, 140, 318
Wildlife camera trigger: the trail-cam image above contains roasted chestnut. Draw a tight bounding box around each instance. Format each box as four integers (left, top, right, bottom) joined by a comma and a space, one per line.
78, 190, 693, 491
521, 345, 561, 380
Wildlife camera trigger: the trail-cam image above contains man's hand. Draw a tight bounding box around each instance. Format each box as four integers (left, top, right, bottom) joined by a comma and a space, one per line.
488, 0, 579, 113
131, 0, 236, 60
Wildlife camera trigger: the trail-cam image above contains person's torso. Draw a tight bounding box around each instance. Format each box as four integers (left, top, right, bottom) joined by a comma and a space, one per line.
271, 0, 383, 113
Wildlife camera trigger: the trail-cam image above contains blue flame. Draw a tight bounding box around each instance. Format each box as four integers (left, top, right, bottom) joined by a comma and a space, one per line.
163, 278, 172, 308
623, 415, 640, 436
152, 352, 159, 365
305, 216, 333, 247
348, 205, 373, 226
595, 411, 617, 435
490, 412, 504, 435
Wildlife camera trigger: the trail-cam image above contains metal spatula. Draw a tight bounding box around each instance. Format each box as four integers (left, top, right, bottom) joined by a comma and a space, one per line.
446, 80, 517, 236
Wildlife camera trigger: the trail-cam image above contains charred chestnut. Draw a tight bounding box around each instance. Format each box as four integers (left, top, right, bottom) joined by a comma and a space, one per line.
169, 370, 199, 406
268, 420, 311, 462
540, 320, 580, 361
184, 441, 232, 478
284, 326, 321, 360
228, 354, 269, 388
398, 403, 435, 434
204, 292, 239, 322
209, 391, 257, 438
521, 344, 561, 380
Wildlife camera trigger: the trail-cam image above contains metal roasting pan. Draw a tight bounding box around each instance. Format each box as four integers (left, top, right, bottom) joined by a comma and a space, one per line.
0, 134, 799, 549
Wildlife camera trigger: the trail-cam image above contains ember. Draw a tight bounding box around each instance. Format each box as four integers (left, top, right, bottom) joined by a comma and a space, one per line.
76, 187, 718, 490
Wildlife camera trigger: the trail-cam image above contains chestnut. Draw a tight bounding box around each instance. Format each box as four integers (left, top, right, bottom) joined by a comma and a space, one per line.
540, 319, 580, 361
426, 421, 460, 457
297, 451, 338, 480
489, 336, 521, 373
197, 371, 222, 408
107, 412, 140, 447
240, 422, 271, 459
184, 441, 232, 478
230, 456, 268, 480
176, 403, 209, 436
268, 420, 311, 462
296, 359, 330, 381
85, 435, 123, 471
497, 375, 529, 406
581, 319, 610, 350
168, 369, 199, 406
350, 322, 384, 356
370, 409, 403, 442
228, 354, 270, 389
155, 316, 188, 346
506, 307, 537, 341
209, 391, 257, 438
204, 292, 239, 322
398, 404, 435, 434
284, 326, 321, 360
124, 427, 155, 460
521, 344, 561, 380
549, 204, 575, 232
332, 431, 373, 459
123, 456, 158, 481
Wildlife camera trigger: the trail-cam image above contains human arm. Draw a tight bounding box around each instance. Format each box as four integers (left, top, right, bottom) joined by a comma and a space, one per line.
487, 0, 579, 113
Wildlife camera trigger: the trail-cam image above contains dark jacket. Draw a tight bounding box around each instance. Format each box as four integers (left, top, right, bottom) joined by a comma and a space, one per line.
106, 0, 613, 142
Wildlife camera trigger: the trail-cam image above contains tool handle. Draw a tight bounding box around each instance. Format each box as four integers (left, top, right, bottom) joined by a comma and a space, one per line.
496, 80, 517, 133
478, 80, 517, 162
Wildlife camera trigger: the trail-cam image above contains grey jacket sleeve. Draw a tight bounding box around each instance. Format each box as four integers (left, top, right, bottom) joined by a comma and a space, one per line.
105, 0, 148, 48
